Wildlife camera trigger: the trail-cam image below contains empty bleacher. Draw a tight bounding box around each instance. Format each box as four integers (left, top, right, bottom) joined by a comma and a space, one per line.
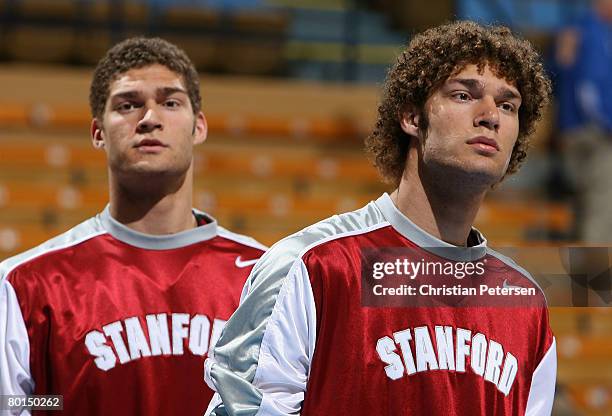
0, 0, 289, 74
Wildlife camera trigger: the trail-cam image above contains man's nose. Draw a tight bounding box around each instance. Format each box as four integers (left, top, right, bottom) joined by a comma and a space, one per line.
136, 107, 163, 133
473, 97, 500, 131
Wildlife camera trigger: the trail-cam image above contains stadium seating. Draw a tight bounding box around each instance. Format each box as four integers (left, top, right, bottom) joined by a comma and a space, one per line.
0, 0, 288, 74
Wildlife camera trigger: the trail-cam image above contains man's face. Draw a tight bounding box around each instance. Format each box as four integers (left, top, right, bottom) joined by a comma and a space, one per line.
405, 63, 521, 186
91, 64, 206, 180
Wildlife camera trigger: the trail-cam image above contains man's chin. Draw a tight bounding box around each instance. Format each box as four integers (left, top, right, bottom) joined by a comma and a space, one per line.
126, 165, 167, 176
460, 164, 506, 186
457, 157, 507, 182
117, 164, 185, 178
424, 160, 505, 190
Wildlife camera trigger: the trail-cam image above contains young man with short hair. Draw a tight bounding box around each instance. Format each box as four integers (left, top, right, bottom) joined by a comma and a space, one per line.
0, 37, 265, 415
204, 21, 556, 415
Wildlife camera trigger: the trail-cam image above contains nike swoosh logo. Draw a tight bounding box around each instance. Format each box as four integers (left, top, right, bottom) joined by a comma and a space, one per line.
502, 279, 523, 289
235, 256, 260, 268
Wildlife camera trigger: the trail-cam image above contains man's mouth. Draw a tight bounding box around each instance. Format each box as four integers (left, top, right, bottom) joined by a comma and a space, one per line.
136, 138, 165, 146
135, 139, 167, 150
466, 136, 499, 154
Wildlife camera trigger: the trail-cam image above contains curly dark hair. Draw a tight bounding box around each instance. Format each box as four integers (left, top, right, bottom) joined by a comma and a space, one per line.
89, 37, 201, 119
365, 20, 552, 186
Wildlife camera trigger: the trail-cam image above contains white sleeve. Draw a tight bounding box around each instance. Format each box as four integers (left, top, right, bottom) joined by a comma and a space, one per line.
525, 337, 557, 416
204, 259, 316, 416
0, 278, 34, 414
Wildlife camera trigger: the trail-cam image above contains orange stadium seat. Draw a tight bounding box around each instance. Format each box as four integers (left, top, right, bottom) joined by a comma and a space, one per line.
5, 26, 75, 62
566, 383, 612, 415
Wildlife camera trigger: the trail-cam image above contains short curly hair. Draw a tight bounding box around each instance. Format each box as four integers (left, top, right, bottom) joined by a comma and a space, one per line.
89, 37, 201, 119
365, 20, 552, 186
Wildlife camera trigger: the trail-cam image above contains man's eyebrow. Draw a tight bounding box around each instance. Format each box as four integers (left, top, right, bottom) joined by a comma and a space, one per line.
110, 90, 140, 100
447, 78, 521, 100
497, 87, 522, 101
446, 78, 483, 90
157, 87, 188, 97
110, 87, 187, 100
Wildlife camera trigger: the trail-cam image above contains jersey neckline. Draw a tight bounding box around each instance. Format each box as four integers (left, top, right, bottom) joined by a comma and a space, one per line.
374, 193, 488, 261
98, 205, 218, 250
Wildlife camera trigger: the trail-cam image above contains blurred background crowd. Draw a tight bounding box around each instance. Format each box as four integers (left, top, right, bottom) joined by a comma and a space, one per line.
0, 0, 610, 415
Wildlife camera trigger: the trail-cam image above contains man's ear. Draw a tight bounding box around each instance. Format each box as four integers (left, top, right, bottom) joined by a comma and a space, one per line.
91, 118, 105, 149
399, 105, 421, 139
193, 111, 208, 145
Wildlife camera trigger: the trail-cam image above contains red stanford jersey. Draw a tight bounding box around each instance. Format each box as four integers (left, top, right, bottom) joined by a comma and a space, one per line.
204, 193, 556, 416
0, 206, 265, 415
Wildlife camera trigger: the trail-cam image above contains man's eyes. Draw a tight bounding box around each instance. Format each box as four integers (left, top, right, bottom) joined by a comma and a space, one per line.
115, 102, 139, 112
114, 99, 181, 112
451, 92, 472, 101
450, 92, 517, 113
164, 99, 181, 108
498, 102, 517, 112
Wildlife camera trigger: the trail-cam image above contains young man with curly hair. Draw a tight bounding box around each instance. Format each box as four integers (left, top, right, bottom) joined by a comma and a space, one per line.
204, 21, 556, 415
0, 38, 266, 415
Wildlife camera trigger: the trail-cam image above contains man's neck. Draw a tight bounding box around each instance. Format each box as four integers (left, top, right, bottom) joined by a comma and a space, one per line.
392, 152, 487, 247
108, 172, 196, 235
